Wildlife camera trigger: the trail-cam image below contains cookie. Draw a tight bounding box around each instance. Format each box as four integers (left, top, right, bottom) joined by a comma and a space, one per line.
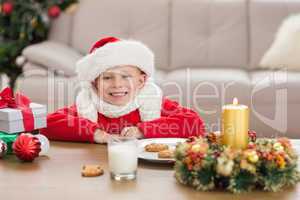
158, 149, 174, 158
81, 165, 104, 177
145, 143, 169, 152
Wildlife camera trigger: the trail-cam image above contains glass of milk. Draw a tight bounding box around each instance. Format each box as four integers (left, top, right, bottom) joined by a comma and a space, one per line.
108, 136, 138, 181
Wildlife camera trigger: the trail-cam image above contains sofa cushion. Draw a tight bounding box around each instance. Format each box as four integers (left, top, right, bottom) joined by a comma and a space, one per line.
154, 69, 167, 86
249, 103, 300, 139
22, 62, 73, 77
249, 0, 300, 68
250, 69, 300, 138
22, 41, 82, 77
160, 68, 251, 113
48, 13, 73, 45
71, 0, 169, 70
250, 70, 300, 104
22, 62, 49, 76
171, 0, 248, 70
17, 75, 78, 112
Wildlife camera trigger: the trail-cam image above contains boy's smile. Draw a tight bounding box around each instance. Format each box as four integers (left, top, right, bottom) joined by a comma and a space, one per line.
109, 91, 128, 97
94, 65, 146, 106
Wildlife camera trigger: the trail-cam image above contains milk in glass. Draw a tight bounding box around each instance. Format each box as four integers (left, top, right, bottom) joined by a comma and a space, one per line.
108, 137, 138, 180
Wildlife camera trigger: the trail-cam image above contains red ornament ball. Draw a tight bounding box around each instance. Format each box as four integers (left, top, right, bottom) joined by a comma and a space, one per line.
13, 133, 41, 162
0, 139, 7, 158
2, 2, 14, 15
48, 5, 61, 18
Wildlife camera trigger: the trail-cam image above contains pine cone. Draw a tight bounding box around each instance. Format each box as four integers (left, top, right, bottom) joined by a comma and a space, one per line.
207, 132, 217, 143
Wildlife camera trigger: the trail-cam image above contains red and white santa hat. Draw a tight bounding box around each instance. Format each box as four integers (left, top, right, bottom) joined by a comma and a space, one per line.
75, 37, 162, 123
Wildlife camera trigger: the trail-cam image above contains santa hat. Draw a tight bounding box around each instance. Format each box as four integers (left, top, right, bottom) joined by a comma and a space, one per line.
75, 37, 162, 123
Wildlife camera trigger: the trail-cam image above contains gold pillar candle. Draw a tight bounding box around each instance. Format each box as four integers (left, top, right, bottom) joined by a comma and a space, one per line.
222, 98, 249, 149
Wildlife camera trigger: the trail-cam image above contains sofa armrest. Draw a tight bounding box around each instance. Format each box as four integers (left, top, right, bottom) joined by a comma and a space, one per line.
22, 41, 82, 76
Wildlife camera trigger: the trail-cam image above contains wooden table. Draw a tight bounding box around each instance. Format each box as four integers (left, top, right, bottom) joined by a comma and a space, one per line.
1, 141, 300, 200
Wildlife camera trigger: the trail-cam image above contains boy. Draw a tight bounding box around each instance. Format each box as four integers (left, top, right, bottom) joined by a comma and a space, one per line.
41, 37, 205, 143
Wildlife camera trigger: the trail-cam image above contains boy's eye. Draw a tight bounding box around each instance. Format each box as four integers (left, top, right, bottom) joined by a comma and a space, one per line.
122, 75, 131, 79
102, 76, 112, 80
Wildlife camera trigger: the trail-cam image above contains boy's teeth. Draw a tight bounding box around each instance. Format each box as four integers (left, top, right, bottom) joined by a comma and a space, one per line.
110, 92, 127, 96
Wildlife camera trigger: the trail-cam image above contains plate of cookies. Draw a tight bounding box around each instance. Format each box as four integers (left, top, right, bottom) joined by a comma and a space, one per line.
138, 138, 187, 163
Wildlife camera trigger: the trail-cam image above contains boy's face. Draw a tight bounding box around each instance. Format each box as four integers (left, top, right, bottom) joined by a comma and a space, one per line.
94, 65, 146, 106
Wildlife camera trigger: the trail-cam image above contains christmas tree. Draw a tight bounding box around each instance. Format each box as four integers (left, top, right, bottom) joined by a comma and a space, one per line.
0, 0, 78, 90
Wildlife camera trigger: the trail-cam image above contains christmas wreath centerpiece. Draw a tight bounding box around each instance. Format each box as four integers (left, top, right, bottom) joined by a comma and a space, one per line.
174, 132, 300, 193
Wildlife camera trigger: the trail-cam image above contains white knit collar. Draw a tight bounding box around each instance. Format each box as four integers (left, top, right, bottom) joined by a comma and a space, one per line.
91, 89, 140, 118
89, 80, 163, 119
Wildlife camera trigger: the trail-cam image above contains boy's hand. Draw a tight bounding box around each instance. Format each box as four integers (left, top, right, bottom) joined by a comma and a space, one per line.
121, 126, 143, 139
94, 129, 110, 143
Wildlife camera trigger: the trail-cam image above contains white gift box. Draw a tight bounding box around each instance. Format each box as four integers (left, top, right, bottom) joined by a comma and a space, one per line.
0, 103, 47, 133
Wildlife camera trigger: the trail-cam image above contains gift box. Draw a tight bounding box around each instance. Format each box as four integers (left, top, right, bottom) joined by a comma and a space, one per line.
0, 87, 47, 133
0, 103, 47, 133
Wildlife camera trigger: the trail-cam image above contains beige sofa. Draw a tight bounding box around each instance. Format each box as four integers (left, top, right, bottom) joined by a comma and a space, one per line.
19, 0, 300, 138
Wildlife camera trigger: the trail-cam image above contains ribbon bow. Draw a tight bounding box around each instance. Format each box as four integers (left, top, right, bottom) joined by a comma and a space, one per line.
0, 87, 34, 132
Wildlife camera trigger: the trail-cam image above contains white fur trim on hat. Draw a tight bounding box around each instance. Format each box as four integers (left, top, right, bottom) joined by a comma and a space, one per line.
76, 40, 154, 81
75, 82, 98, 123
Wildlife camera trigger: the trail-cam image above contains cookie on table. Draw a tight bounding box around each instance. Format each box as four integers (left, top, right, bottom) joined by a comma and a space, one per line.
144, 143, 169, 152
81, 165, 104, 177
158, 149, 174, 159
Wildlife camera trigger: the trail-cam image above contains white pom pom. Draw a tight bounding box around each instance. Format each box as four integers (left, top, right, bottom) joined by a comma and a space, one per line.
34, 134, 50, 156
15, 56, 26, 66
